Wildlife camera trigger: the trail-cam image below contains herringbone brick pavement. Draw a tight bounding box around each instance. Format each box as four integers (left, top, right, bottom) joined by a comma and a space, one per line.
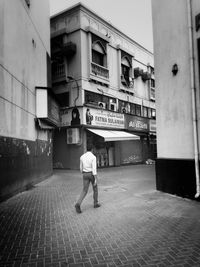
0, 165, 200, 267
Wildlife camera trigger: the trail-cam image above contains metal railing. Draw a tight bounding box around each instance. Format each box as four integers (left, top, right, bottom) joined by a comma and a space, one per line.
52, 63, 65, 80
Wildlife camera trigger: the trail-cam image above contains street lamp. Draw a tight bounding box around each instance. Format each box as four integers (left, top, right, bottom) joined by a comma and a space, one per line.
67, 76, 79, 106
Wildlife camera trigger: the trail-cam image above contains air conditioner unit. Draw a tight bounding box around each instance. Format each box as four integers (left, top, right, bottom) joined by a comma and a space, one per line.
98, 102, 106, 109
109, 103, 117, 112
142, 71, 151, 81
67, 128, 80, 144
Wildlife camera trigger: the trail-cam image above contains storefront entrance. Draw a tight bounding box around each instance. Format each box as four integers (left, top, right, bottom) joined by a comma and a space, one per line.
87, 130, 114, 167
86, 129, 142, 167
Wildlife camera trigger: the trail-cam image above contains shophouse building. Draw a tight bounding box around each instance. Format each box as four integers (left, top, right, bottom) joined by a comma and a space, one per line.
51, 3, 156, 170
152, 0, 200, 199
0, 0, 59, 200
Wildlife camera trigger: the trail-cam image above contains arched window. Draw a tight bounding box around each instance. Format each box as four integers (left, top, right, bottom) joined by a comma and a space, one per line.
92, 41, 106, 66
121, 56, 132, 86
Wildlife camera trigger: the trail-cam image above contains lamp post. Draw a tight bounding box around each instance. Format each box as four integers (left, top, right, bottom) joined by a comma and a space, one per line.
172, 63, 178, 76
67, 76, 79, 106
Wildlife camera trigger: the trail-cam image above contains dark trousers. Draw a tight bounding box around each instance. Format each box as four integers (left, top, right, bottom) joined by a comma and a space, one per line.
77, 172, 98, 206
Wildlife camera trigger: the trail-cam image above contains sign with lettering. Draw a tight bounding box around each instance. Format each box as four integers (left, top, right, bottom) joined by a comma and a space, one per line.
125, 115, 149, 132
83, 107, 125, 128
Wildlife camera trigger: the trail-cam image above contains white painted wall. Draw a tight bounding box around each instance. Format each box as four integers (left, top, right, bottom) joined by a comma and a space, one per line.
0, 0, 50, 140
152, 0, 200, 159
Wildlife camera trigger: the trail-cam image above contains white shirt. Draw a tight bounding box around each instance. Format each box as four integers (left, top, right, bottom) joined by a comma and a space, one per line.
80, 151, 97, 175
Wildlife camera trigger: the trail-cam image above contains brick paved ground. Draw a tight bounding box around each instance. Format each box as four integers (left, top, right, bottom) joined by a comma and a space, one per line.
1, 165, 200, 267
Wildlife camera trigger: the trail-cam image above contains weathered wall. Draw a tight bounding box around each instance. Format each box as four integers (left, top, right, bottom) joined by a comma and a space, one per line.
53, 128, 84, 170
152, 0, 200, 199
0, 135, 53, 201
0, 0, 51, 201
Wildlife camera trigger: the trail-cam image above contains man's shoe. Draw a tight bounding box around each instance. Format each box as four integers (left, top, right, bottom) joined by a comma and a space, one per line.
94, 203, 101, 208
75, 203, 82, 213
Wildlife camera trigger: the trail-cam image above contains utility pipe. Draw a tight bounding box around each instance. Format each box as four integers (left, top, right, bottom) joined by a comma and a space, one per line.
67, 76, 80, 106
187, 0, 200, 198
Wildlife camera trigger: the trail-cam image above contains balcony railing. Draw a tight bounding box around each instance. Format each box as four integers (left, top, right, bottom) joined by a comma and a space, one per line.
52, 63, 66, 82
91, 62, 109, 79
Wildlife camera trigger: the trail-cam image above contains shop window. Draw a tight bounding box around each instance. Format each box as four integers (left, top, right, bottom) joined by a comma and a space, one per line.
85, 91, 101, 105
148, 108, 152, 118
118, 100, 131, 113
143, 106, 148, 117
130, 103, 136, 115
118, 100, 125, 113
85, 91, 109, 109
109, 98, 117, 111
136, 105, 141, 116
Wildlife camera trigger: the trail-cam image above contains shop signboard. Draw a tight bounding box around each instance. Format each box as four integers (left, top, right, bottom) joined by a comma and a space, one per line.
125, 115, 149, 132
83, 107, 125, 128
60, 107, 83, 126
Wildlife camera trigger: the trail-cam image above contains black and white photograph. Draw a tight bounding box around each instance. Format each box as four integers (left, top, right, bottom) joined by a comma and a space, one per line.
1, 0, 200, 266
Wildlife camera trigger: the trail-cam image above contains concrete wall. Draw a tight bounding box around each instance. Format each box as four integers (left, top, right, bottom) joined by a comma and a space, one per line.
152, 0, 194, 159
152, 0, 200, 199
53, 128, 84, 170
0, 0, 51, 201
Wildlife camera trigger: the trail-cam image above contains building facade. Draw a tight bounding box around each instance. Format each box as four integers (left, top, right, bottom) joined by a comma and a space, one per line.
0, 0, 58, 200
152, 0, 200, 199
51, 3, 156, 170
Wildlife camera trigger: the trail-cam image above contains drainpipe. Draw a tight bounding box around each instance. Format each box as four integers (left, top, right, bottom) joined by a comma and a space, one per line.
187, 0, 200, 198
67, 76, 80, 106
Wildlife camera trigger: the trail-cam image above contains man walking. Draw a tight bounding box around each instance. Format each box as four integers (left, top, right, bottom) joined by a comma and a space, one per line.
75, 143, 101, 213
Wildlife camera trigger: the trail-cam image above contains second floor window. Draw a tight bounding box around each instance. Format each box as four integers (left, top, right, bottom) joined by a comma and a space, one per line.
92, 34, 107, 68
121, 52, 133, 88
92, 42, 105, 66
90, 34, 109, 80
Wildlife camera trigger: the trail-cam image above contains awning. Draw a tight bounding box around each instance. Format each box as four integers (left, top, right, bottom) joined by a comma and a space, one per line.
37, 119, 54, 130
87, 129, 140, 142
